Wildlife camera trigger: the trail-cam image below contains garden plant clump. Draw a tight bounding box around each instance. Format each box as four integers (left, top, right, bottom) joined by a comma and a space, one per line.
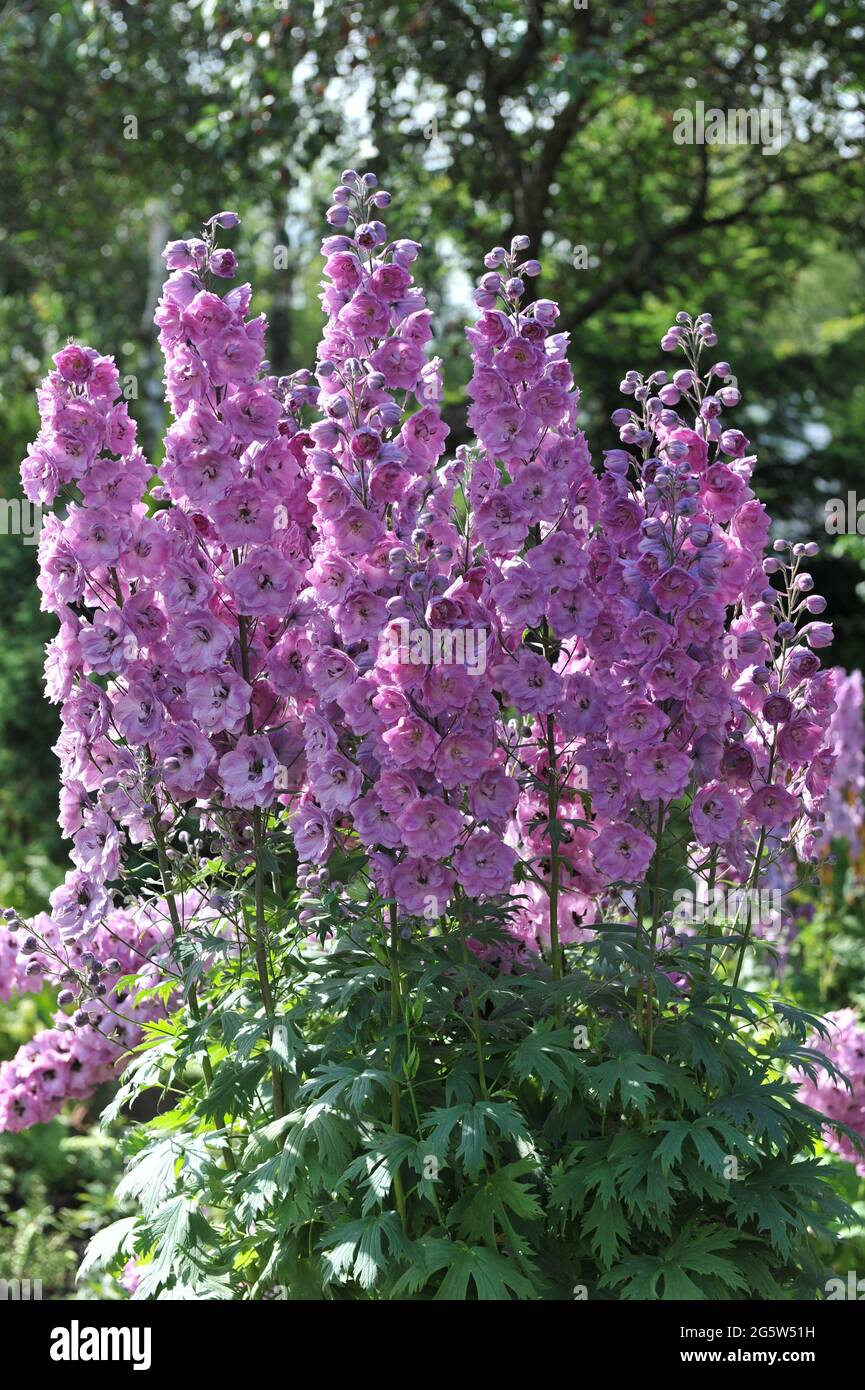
1, 170, 863, 1300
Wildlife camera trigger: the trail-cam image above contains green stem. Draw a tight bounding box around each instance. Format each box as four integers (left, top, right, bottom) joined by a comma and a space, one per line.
728, 826, 767, 1003
702, 849, 719, 971
387, 904, 408, 1232
455, 889, 489, 1101
253, 807, 283, 1121
237, 608, 283, 1119
152, 819, 235, 1171
545, 713, 564, 1023
643, 801, 666, 1055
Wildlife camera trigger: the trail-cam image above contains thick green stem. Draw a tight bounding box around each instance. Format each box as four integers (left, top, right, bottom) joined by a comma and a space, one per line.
253, 807, 283, 1120
725, 734, 777, 1013
729, 826, 767, 1002
455, 889, 489, 1101
152, 819, 234, 1170
702, 849, 720, 971
545, 714, 564, 1015
387, 904, 408, 1232
643, 801, 666, 1055
237, 609, 283, 1119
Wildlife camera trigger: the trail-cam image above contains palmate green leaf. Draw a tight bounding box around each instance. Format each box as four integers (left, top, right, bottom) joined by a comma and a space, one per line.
548, 1138, 618, 1217
582, 1194, 630, 1269
197, 1053, 269, 1122
612, 1137, 680, 1225
457, 1106, 487, 1176
389, 1237, 455, 1297
319, 1211, 409, 1291
548, 1163, 588, 1220
731, 1248, 788, 1301
133, 1199, 220, 1300
708, 1081, 798, 1147
600, 1256, 662, 1300
280, 1102, 355, 1187
603, 1225, 749, 1300
115, 1137, 180, 1218
299, 1062, 391, 1112
667, 1018, 729, 1085
133, 1195, 194, 1298
677, 1151, 728, 1202
423, 1100, 530, 1176
687, 1123, 730, 1177
338, 1134, 417, 1215
242, 1114, 294, 1164
235, 1156, 282, 1223
655, 1113, 757, 1180
764, 1038, 846, 1085
654, 1121, 689, 1172
435, 1244, 538, 1301
666, 1226, 744, 1275
509, 1021, 585, 1096
450, 1160, 544, 1244
588, 1053, 666, 1114
657, 1267, 710, 1300
77, 1216, 139, 1283
726, 1157, 853, 1253
770, 998, 833, 1041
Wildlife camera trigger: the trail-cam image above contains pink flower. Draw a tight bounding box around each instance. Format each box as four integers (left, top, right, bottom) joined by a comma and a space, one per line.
381, 716, 438, 770
690, 782, 740, 845
434, 732, 491, 788
643, 646, 700, 701
662, 426, 707, 472
475, 490, 529, 553
369, 338, 425, 390
291, 800, 333, 863
339, 291, 390, 338
608, 699, 669, 752
491, 560, 545, 630
173, 611, 232, 672
400, 795, 464, 857
309, 751, 363, 813
591, 823, 656, 882
494, 651, 562, 715
156, 721, 214, 794
392, 857, 455, 918
401, 406, 449, 465
746, 783, 800, 828
353, 791, 403, 849
528, 532, 586, 587
495, 337, 545, 384
307, 647, 358, 702
650, 565, 699, 613
187, 670, 251, 733
218, 734, 278, 809
53, 343, 94, 384
453, 831, 515, 897
229, 547, 298, 616
469, 768, 519, 823
629, 744, 691, 801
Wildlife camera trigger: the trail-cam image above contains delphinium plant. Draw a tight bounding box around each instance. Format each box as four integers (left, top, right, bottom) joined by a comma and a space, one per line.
2, 172, 860, 1301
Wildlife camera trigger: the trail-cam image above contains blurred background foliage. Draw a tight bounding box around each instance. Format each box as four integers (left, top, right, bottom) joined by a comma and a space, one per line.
0, 0, 863, 1294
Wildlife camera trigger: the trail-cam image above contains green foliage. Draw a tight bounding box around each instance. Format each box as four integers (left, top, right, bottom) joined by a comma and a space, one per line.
82, 884, 856, 1300
776, 841, 865, 1015
0, 1113, 125, 1300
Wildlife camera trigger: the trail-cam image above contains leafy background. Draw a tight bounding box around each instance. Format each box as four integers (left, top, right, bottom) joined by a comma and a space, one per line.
0, 0, 863, 1297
